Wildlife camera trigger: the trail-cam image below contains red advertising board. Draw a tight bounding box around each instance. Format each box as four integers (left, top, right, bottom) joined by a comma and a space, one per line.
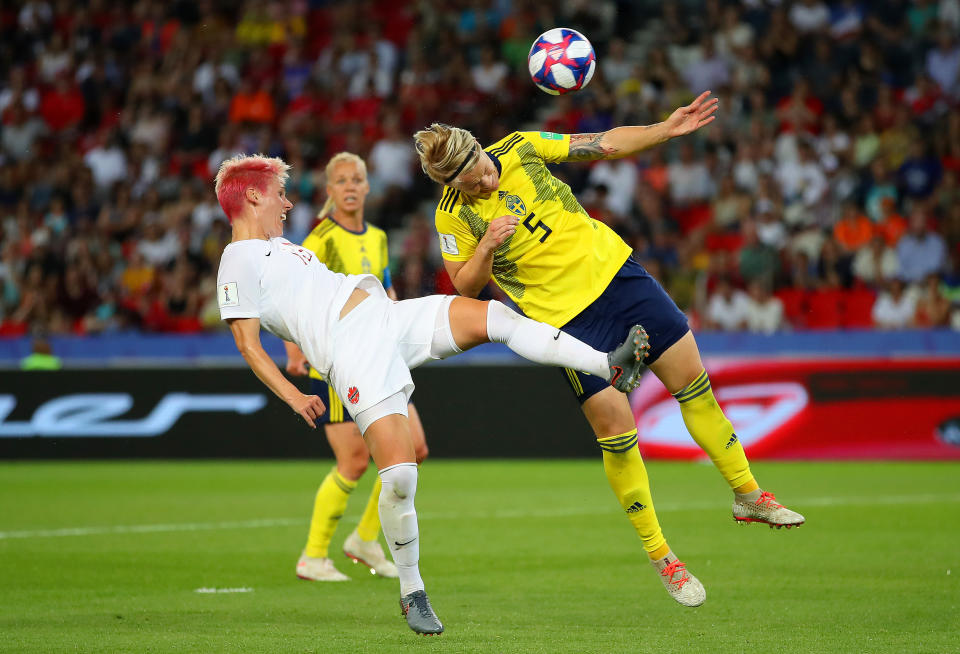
630, 358, 960, 460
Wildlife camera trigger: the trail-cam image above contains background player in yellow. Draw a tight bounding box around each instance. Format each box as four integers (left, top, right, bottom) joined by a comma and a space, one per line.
414, 91, 805, 608
284, 152, 429, 582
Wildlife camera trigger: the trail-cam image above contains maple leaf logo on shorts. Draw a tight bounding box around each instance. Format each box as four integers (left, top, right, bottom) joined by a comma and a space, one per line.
347, 387, 359, 405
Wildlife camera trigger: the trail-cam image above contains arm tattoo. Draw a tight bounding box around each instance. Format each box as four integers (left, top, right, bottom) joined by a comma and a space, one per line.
567, 132, 619, 161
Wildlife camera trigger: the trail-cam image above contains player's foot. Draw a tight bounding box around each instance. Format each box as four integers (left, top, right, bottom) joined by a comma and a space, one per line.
607, 324, 650, 392
651, 551, 706, 607
400, 589, 443, 635
296, 552, 350, 581
343, 528, 398, 578
733, 491, 805, 528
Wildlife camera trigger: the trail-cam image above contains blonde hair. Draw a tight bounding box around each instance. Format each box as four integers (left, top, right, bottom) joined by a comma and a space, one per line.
318, 151, 368, 219
214, 154, 290, 221
413, 123, 480, 186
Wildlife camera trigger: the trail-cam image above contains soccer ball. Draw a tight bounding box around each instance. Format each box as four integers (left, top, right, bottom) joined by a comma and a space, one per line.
527, 28, 596, 95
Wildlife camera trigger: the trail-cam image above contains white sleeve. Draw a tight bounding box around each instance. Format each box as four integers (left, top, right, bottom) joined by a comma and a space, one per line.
217, 248, 262, 321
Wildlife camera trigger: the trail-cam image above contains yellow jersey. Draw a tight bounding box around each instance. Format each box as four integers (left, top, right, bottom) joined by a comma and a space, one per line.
433, 131, 631, 327
301, 217, 392, 380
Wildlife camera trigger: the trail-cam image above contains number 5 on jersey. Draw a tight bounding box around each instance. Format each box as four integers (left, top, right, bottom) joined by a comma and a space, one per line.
522, 212, 552, 243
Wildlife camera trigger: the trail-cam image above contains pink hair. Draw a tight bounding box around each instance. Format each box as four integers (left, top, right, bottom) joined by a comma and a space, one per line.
214, 154, 291, 221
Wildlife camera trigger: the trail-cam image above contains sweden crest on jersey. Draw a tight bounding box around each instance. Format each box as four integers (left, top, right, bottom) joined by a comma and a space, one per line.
504, 194, 526, 216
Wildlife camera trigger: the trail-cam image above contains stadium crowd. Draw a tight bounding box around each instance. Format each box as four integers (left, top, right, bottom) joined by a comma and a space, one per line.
1, 0, 959, 337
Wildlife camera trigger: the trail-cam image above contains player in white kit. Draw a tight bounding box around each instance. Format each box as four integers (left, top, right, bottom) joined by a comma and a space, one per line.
214, 154, 649, 636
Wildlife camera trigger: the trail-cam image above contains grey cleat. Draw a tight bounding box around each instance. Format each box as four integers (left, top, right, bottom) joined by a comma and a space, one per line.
651, 551, 706, 607
733, 491, 805, 528
400, 590, 444, 635
607, 324, 650, 392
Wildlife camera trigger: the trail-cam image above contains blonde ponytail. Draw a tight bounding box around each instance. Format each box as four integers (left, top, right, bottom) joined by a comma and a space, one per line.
413, 123, 481, 185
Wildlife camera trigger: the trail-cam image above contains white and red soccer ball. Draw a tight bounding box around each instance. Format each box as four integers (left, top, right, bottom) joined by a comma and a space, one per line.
528, 28, 596, 95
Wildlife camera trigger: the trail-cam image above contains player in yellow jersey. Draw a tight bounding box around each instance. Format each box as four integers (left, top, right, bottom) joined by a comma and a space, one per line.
284, 152, 430, 582
414, 91, 805, 608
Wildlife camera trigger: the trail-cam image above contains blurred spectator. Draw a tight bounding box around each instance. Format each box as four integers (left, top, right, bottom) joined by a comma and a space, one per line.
852, 235, 900, 286
744, 279, 785, 334
897, 208, 948, 283
789, 0, 830, 34
914, 273, 951, 327
833, 202, 874, 255
738, 219, 779, 284
668, 143, 712, 206
587, 158, 637, 219
471, 46, 508, 95
898, 141, 943, 200
872, 278, 919, 329
705, 276, 750, 331
926, 27, 960, 100
20, 336, 62, 370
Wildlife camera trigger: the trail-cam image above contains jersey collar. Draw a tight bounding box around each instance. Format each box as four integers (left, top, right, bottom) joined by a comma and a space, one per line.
486, 149, 503, 176
329, 216, 368, 235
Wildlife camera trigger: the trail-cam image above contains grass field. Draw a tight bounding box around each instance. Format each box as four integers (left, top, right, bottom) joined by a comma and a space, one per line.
1, 460, 957, 654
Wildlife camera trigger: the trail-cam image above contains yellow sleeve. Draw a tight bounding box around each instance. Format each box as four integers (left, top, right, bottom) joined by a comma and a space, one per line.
434, 207, 477, 262
517, 131, 571, 163
301, 230, 322, 256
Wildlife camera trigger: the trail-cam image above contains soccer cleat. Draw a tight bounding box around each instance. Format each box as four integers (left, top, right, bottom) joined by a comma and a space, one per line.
400, 590, 443, 635
296, 552, 350, 581
343, 528, 398, 578
651, 551, 706, 607
733, 491, 805, 528
607, 324, 650, 392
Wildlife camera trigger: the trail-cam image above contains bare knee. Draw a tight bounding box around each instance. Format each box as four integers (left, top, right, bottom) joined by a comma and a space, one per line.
414, 442, 429, 465
648, 331, 704, 394
582, 388, 637, 437
336, 441, 370, 480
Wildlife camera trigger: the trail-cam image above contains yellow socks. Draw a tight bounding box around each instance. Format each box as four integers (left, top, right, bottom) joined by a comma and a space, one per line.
355, 476, 383, 542
304, 467, 356, 558
597, 430, 667, 556
674, 369, 755, 490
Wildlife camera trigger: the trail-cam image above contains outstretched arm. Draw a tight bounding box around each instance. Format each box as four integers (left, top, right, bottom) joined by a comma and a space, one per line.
564, 91, 719, 162
228, 317, 325, 427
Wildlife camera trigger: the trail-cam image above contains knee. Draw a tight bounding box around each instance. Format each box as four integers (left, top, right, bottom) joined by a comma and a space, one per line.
485, 299, 521, 344
414, 442, 429, 465
380, 462, 418, 499
338, 447, 370, 481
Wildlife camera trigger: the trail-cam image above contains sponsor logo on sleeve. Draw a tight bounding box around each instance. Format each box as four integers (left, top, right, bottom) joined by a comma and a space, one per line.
218, 282, 239, 307
438, 233, 459, 256
539, 132, 563, 140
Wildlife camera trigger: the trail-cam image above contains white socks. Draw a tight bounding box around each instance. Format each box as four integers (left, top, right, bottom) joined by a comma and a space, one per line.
485, 300, 609, 378
378, 462, 423, 596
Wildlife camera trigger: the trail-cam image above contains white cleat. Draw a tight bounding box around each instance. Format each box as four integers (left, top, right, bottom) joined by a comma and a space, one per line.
296, 553, 350, 581
343, 529, 398, 578
651, 551, 706, 607
733, 491, 805, 528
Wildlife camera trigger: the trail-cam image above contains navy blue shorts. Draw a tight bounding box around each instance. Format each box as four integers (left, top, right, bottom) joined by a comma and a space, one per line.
559, 258, 689, 404
310, 378, 354, 425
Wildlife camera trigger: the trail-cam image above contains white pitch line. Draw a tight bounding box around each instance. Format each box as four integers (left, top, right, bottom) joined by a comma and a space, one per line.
0, 518, 303, 540
1, 493, 958, 541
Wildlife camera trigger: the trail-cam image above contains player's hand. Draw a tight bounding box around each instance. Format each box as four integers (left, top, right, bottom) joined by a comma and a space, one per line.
289, 393, 326, 428
285, 352, 310, 376
664, 90, 718, 137
478, 215, 518, 255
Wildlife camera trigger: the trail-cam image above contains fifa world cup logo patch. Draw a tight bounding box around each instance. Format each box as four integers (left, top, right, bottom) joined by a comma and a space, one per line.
347, 387, 359, 405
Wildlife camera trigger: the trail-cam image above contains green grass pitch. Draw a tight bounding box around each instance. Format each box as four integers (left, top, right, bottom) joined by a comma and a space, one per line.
1, 460, 957, 653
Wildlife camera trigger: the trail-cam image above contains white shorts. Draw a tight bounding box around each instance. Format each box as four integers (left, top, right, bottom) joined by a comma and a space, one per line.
326, 294, 459, 429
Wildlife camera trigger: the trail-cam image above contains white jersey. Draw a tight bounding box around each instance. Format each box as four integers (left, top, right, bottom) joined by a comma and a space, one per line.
216, 237, 386, 377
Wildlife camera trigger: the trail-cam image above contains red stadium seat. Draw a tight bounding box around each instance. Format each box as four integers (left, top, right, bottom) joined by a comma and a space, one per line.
843, 286, 877, 329
805, 287, 844, 329
775, 287, 809, 329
